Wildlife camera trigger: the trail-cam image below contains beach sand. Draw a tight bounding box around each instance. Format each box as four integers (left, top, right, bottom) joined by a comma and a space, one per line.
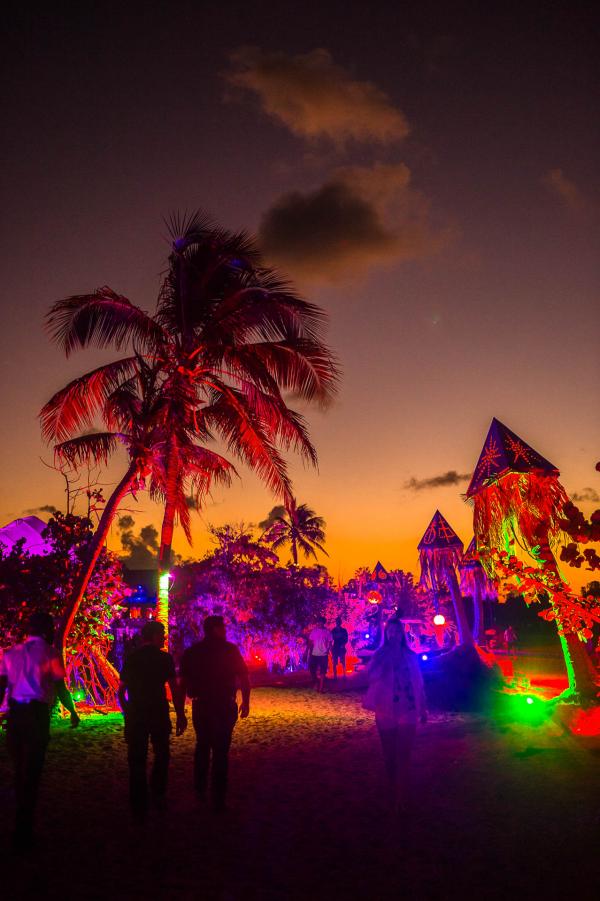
0, 687, 597, 900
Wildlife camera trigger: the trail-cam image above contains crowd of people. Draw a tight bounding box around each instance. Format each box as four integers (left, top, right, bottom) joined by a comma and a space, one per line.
0, 609, 427, 851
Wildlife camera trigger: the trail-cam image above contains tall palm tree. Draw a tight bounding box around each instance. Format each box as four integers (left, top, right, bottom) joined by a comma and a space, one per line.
262, 498, 328, 566
42, 212, 339, 649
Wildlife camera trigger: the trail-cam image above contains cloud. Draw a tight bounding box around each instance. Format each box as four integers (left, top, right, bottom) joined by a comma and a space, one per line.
118, 518, 159, 569
24, 504, 60, 516
259, 162, 449, 279
258, 505, 286, 532
571, 487, 600, 503
404, 470, 471, 491
225, 47, 409, 146
542, 168, 586, 211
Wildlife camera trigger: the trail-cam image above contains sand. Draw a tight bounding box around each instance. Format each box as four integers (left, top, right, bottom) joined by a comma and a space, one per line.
0, 687, 598, 900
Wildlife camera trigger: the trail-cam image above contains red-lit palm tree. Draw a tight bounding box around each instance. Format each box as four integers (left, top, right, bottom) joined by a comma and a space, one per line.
262, 498, 328, 566
42, 212, 339, 649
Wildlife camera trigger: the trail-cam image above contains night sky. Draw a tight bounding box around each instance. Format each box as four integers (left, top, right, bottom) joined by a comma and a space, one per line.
1, 3, 598, 584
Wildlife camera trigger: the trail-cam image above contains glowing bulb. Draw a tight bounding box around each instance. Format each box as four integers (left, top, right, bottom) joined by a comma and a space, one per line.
433, 614, 446, 626
421, 654, 428, 661
365, 633, 370, 639
526, 697, 534, 705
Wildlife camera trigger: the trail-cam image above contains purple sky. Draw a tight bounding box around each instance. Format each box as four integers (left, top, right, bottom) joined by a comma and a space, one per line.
1, 3, 598, 584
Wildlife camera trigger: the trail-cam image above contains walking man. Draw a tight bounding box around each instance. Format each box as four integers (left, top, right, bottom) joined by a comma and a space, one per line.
118, 620, 187, 819
0, 610, 80, 849
307, 616, 332, 692
179, 615, 250, 812
330, 617, 349, 681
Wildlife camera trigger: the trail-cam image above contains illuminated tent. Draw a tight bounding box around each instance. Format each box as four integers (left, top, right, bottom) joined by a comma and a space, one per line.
418, 511, 472, 644
459, 538, 497, 643
0, 516, 51, 556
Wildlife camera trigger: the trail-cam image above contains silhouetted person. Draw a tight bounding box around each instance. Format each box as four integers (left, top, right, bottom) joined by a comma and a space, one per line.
0, 610, 80, 850
330, 617, 349, 681
503, 625, 518, 654
308, 616, 331, 692
118, 620, 186, 819
363, 619, 427, 813
179, 615, 250, 812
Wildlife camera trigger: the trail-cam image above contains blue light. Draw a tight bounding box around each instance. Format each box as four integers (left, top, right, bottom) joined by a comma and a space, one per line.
421, 654, 428, 661
365, 633, 370, 639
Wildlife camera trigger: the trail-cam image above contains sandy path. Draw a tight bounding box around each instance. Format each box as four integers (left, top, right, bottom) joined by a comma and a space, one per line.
0, 688, 597, 900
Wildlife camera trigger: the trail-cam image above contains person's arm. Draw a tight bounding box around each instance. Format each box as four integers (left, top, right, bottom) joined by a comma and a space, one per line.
236, 651, 251, 718
117, 680, 128, 713
55, 679, 80, 727
166, 655, 187, 735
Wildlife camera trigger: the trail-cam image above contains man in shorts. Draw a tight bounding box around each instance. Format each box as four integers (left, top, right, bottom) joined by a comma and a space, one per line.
308, 617, 332, 692
330, 617, 349, 681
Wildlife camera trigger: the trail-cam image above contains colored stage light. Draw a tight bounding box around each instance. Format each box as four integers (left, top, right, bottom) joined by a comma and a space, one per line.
433, 614, 446, 626
421, 654, 428, 661
526, 696, 534, 705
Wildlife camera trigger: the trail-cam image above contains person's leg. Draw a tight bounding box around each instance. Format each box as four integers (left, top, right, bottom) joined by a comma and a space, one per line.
192, 702, 211, 797
340, 652, 347, 679
149, 724, 171, 805
127, 720, 150, 816
309, 655, 318, 689
7, 703, 49, 844
393, 723, 417, 809
332, 651, 339, 680
376, 720, 398, 786
210, 705, 237, 811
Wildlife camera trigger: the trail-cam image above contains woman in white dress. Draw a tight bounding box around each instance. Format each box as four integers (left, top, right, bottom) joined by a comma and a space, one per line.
363, 618, 427, 810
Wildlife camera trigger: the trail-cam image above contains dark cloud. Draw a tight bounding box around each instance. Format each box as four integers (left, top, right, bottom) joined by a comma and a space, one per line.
24, 504, 60, 515
118, 518, 159, 569
258, 505, 286, 532
404, 470, 470, 491
571, 487, 600, 503
259, 163, 449, 280
225, 47, 409, 146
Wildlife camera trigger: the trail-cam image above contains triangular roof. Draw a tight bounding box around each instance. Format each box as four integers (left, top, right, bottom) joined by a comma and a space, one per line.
460, 537, 481, 567
467, 418, 558, 497
417, 510, 463, 552
0, 516, 52, 556
371, 561, 389, 581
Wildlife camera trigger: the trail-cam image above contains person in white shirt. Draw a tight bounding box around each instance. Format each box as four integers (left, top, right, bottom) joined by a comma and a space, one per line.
0, 610, 80, 849
363, 618, 427, 813
307, 617, 332, 693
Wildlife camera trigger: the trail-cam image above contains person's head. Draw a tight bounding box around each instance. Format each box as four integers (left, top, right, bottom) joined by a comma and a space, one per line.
27, 611, 55, 643
203, 615, 226, 640
335, 617, 342, 627
141, 620, 166, 648
384, 618, 408, 649
317, 616, 326, 627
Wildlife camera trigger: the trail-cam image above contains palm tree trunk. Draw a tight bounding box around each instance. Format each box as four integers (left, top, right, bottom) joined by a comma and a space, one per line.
56, 462, 138, 654
156, 441, 179, 647
291, 536, 298, 566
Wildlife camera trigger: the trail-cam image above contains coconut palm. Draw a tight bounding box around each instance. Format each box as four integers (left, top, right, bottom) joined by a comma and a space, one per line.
41, 212, 339, 648
262, 498, 328, 566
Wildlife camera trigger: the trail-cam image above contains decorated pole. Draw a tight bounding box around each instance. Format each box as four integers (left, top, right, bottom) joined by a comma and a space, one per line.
459, 538, 497, 644
418, 511, 473, 645
466, 417, 598, 699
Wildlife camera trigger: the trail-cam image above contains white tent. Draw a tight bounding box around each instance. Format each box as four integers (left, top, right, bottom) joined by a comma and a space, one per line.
0, 516, 52, 556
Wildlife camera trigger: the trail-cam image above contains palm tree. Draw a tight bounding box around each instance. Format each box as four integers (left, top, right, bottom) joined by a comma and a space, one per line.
262, 498, 328, 566
42, 212, 339, 649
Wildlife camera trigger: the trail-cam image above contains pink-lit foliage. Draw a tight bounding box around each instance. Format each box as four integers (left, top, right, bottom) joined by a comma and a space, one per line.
0, 513, 129, 706
168, 524, 334, 669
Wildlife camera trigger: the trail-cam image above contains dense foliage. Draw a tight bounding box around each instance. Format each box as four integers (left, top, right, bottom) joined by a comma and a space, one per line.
0, 513, 129, 705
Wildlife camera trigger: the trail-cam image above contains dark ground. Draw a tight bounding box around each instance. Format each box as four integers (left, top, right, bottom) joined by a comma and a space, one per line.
1, 687, 598, 901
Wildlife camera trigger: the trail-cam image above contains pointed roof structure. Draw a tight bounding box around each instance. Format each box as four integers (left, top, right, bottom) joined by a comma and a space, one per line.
371, 561, 389, 582
461, 537, 479, 566
467, 418, 558, 498
417, 511, 463, 553
0, 516, 52, 556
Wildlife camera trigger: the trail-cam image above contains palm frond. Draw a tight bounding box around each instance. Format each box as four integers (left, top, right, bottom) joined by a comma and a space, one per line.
40, 357, 139, 443
54, 432, 124, 467
46, 288, 164, 356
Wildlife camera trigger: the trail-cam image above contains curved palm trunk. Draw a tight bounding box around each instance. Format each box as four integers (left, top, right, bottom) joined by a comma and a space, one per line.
57, 462, 138, 654
446, 567, 474, 646
291, 535, 298, 566
156, 441, 179, 648
472, 581, 484, 644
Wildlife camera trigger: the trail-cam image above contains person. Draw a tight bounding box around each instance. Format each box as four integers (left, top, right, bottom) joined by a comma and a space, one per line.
307, 616, 332, 692
118, 620, 187, 819
330, 617, 349, 680
363, 618, 427, 813
0, 610, 80, 849
503, 625, 518, 654
179, 615, 250, 812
